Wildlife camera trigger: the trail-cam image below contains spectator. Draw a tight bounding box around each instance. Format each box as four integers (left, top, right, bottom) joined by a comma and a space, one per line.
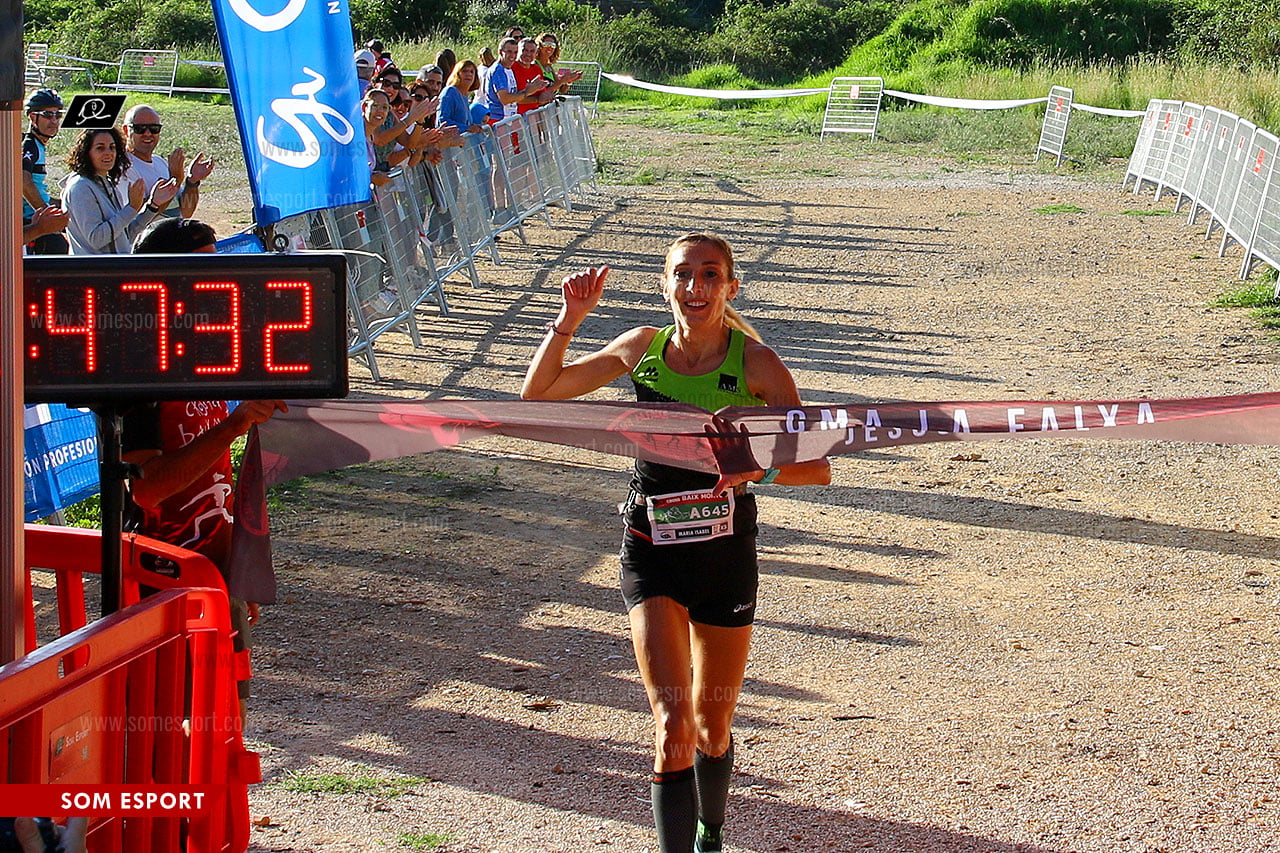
373, 63, 404, 96
63, 127, 177, 255
366, 38, 391, 74
475, 46, 497, 108
21, 88, 68, 255
122, 104, 214, 219
126, 216, 288, 725
439, 61, 483, 134
483, 37, 546, 125
505, 26, 524, 41
413, 64, 446, 105
433, 48, 456, 80
536, 32, 583, 95
22, 205, 69, 249
513, 38, 551, 114
354, 48, 377, 97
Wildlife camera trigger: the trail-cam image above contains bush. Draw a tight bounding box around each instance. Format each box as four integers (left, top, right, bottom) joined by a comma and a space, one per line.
1177, 0, 1280, 69
707, 0, 898, 82
515, 0, 602, 34
597, 12, 697, 77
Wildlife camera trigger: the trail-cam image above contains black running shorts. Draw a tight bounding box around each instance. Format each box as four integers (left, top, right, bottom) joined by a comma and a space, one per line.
619, 493, 759, 628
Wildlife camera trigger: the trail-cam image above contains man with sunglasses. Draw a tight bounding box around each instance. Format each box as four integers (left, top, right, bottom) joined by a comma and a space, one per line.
122, 104, 215, 219
22, 88, 69, 254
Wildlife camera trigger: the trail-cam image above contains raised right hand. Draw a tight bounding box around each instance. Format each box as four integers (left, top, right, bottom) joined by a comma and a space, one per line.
559, 265, 610, 326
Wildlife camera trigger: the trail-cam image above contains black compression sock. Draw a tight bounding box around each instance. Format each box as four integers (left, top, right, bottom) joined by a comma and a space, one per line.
694, 736, 734, 828
651, 766, 696, 853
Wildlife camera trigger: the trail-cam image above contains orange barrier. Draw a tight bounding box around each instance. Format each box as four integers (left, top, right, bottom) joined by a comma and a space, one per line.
7, 527, 260, 852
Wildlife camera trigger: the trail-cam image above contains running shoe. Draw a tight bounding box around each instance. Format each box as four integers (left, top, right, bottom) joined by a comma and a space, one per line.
694, 820, 723, 853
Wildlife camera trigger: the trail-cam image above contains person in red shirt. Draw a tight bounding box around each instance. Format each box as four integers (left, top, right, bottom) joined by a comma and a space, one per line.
512, 37, 553, 115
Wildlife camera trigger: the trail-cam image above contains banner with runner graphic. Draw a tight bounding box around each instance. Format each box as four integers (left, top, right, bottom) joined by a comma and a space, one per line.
211, 0, 369, 224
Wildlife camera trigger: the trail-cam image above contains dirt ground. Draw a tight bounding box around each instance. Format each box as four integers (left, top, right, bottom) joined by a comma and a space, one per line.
227, 120, 1280, 853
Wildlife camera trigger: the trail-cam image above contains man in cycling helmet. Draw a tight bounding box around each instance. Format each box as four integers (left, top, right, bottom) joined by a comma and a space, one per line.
22, 88, 69, 254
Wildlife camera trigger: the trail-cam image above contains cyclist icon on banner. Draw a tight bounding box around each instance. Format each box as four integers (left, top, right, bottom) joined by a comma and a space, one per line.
255, 67, 356, 169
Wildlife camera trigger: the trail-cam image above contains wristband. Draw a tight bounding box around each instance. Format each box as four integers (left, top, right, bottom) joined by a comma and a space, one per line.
546, 321, 572, 337
185, 179, 201, 188
757, 467, 780, 485
145, 202, 162, 213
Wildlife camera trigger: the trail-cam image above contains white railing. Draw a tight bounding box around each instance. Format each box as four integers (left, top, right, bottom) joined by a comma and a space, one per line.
821, 77, 883, 138
1035, 86, 1073, 165
1125, 98, 1280, 285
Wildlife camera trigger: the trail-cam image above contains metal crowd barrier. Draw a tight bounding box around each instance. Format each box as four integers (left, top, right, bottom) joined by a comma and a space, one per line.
1035, 86, 1073, 166
8, 526, 258, 853
1125, 98, 1280, 283
270, 97, 598, 379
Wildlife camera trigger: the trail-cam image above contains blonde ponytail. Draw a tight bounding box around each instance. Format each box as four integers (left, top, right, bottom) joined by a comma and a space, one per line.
724, 304, 762, 342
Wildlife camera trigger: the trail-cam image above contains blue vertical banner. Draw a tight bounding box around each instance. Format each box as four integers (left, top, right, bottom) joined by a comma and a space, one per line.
211, 0, 371, 225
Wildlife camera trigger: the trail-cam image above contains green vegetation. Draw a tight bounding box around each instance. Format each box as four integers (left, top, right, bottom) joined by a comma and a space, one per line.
397, 831, 454, 850
1122, 208, 1175, 215
1034, 203, 1086, 214
280, 770, 426, 797
23, 0, 1280, 127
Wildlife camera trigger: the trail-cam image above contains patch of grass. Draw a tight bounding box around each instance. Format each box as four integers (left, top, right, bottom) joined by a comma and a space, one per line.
280, 771, 424, 798
1212, 279, 1278, 308
628, 166, 661, 185
1122, 208, 1175, 216
1250, 306, 1280, 328
397, 831, 454, 850
1034, 204, 1086, 214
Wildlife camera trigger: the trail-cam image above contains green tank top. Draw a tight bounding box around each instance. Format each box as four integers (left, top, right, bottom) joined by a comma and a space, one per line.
628, 325, 765, 496
630, 325, 765, 411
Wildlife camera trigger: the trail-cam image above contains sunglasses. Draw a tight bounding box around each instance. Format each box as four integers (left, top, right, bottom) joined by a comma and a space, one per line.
411, 93, 429, 101
131, 123, 163, 134
541, 42, 558, 47
34, 110, 63, 120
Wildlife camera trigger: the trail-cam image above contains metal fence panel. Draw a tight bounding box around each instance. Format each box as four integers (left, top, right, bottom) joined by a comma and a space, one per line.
559, 61, 602, 115
1157, 102, 1203, 203
524, 103, 573, 211
117, 49, 178, 94
1238, 129, 1280, 277
1123, 101, 1160, 191
1036, 86, 1073, 165
1208, 118, 1257, 239
1135, 100, 1183, 194
559, 96, 598, 193
490, 113, 550, 236
1187, 107, 1238, 226
1216, 121, 1261, 250
821, 77, 884, 138
440, 137, 502, 266
378, 175, 448, 315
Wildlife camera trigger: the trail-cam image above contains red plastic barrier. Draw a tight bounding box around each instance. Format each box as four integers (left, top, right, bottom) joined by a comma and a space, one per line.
10, 527, 260, 853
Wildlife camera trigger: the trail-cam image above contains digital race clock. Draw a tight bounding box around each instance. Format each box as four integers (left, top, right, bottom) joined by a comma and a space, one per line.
23, 254, 349, 404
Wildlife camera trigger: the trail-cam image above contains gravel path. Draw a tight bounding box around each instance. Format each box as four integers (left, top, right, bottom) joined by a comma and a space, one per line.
238, 121, 1280, 853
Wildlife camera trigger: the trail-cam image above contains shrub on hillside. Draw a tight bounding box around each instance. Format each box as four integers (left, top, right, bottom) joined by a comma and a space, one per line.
1177, 0, 1280, 68
706, 0, 898, 81
597, 12, 697, 76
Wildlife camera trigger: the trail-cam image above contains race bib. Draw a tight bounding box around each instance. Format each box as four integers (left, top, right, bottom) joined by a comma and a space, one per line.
645, 489, 735, 545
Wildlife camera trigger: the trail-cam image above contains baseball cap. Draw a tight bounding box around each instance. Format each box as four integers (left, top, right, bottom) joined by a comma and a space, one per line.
354, 48, 376, 67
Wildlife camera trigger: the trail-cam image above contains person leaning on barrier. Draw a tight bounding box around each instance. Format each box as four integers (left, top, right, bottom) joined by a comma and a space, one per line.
21, 88, 69, 255
21, 205, 69, 251
535, 32, 583, 96
123, 218, 288, 726
483, 37, 546, 126
122, 104, 214, 219
440, 61, 484, 134
522, 234, 831, 853
63, 127, 178, 255
513, 38, 553, 114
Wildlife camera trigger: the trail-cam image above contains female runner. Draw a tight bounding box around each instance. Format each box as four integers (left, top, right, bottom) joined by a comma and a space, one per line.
522, 233, 831, 852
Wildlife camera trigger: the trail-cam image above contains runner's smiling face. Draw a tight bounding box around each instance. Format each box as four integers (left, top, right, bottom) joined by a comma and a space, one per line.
662, 241, 739, 329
